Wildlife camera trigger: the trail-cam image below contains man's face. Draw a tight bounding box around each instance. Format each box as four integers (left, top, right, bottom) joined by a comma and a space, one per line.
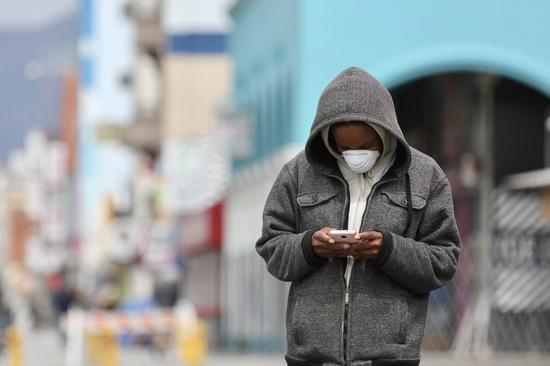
332, 123, 383, 154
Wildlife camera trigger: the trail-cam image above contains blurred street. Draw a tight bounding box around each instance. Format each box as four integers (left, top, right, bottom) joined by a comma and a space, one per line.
1, 328, 550, 366
2, 0, 550, 365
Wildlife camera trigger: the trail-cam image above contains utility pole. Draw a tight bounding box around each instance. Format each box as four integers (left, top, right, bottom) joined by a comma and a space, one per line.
453, 74, 497, 357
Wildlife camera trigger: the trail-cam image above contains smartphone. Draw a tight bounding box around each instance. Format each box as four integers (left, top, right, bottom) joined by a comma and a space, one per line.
329, 230, 359, 243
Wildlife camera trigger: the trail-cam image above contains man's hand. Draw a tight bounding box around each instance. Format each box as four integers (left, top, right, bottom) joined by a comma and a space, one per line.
348, 231, 384, 260
311, 227, 352, 258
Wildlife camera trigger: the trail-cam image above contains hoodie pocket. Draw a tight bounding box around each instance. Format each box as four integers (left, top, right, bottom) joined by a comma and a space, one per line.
297, 192, 336, 206
289, 295, 343, 361
349, 295, 409, 359
378, 192, 426, 236
381, 192, 426, 210
296, 192, 338, 230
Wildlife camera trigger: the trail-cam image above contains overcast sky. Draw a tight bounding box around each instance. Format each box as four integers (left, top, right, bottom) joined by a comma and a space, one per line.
0, 0, 77, 162
0, 0, 76, 30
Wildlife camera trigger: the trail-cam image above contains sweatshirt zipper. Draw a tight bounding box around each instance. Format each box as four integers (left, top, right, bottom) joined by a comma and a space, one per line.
343, 281, 350, 365
343, 174, 380, 365
332, 175, 350, 364
330, 169, 399, 364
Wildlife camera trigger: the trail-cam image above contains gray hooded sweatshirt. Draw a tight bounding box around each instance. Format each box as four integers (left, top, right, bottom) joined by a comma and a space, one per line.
256, 67, 460, 366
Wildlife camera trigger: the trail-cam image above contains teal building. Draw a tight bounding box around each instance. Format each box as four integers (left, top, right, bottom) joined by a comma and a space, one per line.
223, 0, 550, 353
230, 0, 550, 162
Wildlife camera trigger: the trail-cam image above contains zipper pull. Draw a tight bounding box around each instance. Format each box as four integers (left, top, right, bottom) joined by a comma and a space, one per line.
345, 288, 350, 304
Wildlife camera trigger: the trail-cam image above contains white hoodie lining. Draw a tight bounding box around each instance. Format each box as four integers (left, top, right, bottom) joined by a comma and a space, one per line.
322, 123, 397, 290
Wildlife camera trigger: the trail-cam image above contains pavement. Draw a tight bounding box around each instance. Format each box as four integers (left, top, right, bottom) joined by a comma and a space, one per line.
202, 352, 550, 366
113, 350, 550, 366
1, 328, 549, 366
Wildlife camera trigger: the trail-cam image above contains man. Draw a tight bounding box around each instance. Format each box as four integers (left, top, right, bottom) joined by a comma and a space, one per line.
256, 67, 460, 366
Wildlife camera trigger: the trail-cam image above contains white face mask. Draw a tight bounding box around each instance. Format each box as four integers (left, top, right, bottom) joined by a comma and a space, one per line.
342, 150, 380, 174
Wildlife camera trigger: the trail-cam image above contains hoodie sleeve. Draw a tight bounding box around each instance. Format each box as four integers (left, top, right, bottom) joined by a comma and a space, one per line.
256, 164, 326, 282
374, 177, 460, 294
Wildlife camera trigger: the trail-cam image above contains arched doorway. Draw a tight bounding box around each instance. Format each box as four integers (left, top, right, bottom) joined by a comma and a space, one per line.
390, 72, 550, 351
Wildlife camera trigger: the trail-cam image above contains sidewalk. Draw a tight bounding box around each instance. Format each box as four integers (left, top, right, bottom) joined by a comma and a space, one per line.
3, 327, 549, 366
203, 352, 550, 366
420, 352, 550, 366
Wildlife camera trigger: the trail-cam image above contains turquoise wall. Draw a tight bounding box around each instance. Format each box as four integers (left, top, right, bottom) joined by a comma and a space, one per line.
296, 0, 550, 143
230, 0, 300, 167
230, 0, 550, 160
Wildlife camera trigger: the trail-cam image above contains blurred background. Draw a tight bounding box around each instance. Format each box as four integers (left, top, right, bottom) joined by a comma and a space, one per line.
1, 0, 550, 365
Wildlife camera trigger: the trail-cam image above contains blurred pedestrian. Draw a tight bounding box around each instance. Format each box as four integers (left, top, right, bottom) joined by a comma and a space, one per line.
257, 67, 460, 365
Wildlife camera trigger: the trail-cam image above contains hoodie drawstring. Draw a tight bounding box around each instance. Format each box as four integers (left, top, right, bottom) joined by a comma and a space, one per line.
405, 172, 413, 236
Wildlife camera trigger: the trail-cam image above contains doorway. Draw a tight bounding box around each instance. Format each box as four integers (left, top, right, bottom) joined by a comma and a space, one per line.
391, 73, 550, 350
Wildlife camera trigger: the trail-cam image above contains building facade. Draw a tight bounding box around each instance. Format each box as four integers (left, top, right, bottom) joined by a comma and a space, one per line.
224, 0, 550, 353
161, 0, 232, 347
78, 0, 137, 273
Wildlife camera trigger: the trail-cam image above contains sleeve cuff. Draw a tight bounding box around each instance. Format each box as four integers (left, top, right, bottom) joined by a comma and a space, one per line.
372, 230, 394, 267
300, 229, 327, 267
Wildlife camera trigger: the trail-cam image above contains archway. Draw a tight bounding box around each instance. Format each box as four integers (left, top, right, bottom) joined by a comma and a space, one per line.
390, 72, 550, 351
392, 73, 549, 183
375, 45, 550, 97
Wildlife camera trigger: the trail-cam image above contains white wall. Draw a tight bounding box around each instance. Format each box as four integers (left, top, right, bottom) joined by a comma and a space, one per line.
221, 144, 301, 350
163, 0, 232, 34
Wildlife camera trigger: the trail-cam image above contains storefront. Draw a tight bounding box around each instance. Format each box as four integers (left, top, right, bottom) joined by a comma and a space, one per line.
180, 203, 224, 346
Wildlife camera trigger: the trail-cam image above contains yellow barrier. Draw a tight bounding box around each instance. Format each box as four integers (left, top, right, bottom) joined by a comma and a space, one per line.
66, 308, 208, 366
6, 325, 23, 366
177, 320, 207, 366
85, 329, 119, 366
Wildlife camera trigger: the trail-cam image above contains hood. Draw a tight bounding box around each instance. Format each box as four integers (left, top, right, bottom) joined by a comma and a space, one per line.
305, 67, 411, 176
321, 122, 397, 185
320, 123, 396, 164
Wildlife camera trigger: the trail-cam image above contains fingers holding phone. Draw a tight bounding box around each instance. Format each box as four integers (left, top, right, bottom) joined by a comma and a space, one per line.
311, 228, 351, 258
349, 231, 384, 260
